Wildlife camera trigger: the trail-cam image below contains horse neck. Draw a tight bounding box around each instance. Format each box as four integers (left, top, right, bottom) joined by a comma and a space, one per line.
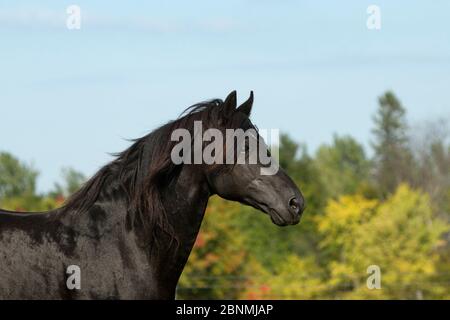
154, 164, 211, 281
164, 164, 210, 244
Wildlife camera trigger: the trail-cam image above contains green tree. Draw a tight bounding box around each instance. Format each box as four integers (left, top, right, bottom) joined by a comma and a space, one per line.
0, 152, 38, 199
315, 135, 371, 199
52, 167, 86, 197
371, 92, 413, 196
278, 133, 300, 175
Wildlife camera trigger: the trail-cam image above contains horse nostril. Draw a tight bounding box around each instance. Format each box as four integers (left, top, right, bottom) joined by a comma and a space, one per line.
289, 197, 300, 214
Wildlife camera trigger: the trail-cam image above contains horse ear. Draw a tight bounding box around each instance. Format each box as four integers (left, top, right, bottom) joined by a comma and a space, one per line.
237, 91, 254, 117
223, 90, 237, 116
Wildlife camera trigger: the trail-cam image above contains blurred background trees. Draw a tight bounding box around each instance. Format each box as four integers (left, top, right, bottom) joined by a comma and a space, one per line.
0, 154, 84, 212
1, 91, 449, 299
0, 152, 37, 199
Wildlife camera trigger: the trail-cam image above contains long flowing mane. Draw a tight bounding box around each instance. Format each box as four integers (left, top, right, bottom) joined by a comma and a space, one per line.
62, 98, 228, 247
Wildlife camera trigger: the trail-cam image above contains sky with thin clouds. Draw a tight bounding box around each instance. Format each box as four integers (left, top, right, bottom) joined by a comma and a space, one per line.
1, 1, 449, 192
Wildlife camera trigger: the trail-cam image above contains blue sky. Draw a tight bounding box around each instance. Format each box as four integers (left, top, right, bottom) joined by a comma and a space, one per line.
1, 1, 449, 192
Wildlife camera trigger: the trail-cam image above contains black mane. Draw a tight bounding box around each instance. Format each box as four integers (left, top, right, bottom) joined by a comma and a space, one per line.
62, 98, 227, 245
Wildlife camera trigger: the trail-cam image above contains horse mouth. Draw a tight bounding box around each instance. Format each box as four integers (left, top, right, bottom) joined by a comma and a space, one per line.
244, 199, 300, 227
269, 209, 300, 226
269, 209, 288, 226
246, 199, 298, 226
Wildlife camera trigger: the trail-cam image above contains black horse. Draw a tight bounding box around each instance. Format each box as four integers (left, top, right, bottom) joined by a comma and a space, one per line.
0, 91, 304, 299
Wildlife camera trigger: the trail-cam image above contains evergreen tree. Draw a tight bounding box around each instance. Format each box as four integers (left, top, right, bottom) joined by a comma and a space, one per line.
371, 91, 413, 196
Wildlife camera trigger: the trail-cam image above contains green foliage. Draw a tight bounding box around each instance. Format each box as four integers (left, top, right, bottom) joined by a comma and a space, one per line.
319, 185, 448, 299
372, 92, 408, 148
0, 195, 59, 212
0, 152, 38, 199
315, 135, 370, 199
239, 255, 325, 299
52, 167, 86, 197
